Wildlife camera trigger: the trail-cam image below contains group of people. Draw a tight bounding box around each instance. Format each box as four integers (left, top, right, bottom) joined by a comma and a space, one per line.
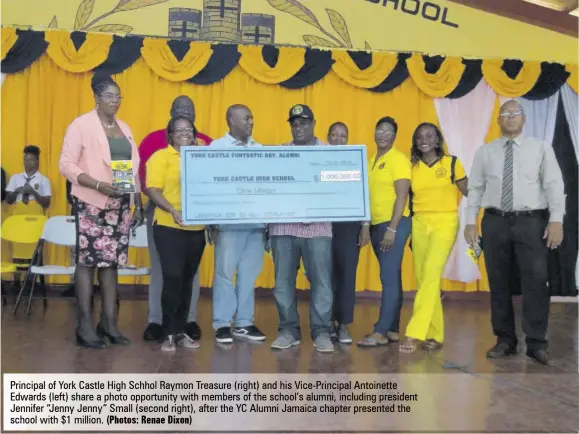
57, 72, 564, 365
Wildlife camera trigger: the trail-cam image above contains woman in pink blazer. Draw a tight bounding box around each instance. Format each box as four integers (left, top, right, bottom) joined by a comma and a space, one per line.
59, 73, 143, 349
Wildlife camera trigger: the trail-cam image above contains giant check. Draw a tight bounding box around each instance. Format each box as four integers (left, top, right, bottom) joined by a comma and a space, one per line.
180, 145, 370, 225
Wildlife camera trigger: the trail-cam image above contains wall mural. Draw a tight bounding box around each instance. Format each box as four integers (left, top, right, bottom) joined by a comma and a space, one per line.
2, 0, 577, 63
41, 0, 365, 48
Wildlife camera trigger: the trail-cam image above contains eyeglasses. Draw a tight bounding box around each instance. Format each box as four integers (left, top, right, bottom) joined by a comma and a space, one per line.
174, 128, 194, 133
376, 129, 394, 136
499, 110, 524, 117
100, 93, 123, 101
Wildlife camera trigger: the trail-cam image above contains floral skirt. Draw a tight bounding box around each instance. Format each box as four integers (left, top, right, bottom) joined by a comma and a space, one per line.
73, 196, 131, 268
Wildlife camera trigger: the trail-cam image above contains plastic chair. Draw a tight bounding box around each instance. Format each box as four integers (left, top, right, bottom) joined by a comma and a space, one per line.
1, 215, 47, 305
12, 216, 76, 316
118, 224, 150, 277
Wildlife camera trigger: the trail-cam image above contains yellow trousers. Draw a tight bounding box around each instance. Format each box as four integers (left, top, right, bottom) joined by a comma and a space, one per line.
405, 212, 458, 343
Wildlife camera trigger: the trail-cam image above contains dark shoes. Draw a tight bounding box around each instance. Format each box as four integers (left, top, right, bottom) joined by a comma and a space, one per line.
96, 323, 130, 346
217, 326, 266, 343
76, 332, 106, 349
216, 327, 233, 343
486, 343, 517, 358
526, 349, 549, 365
144, 322, 202, 342
487, 343, 549, 366
184, 322, 202, 340
232, 325, 266, 341
143, 323, 163, 341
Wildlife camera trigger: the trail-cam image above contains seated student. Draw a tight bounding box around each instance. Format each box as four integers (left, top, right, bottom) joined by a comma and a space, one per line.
5, 145, 51, 215
5, 145, 52, 262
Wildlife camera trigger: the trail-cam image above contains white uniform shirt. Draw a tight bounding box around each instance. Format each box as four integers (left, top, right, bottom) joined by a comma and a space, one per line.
6, 171, 52, 203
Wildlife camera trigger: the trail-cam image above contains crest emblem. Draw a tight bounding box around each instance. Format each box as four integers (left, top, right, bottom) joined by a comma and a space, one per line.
292, 105, 304, 115
34, 183, 39, 190
378, 163, 385, 170
435, 167, 447, 178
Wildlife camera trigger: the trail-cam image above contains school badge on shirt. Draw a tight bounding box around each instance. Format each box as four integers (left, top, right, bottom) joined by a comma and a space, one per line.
435, 167, 447, 178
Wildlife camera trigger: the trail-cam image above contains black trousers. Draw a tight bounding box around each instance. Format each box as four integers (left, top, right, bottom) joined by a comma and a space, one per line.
153, 225, 206, 337
332, 222, 361, 325
481, 210, 550, 350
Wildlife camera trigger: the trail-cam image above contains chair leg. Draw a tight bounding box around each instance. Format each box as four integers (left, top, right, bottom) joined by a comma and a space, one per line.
26, 275, 38, 316
41, 277, 48, 311
1, 280, 7, 306
12, 272, 32, 315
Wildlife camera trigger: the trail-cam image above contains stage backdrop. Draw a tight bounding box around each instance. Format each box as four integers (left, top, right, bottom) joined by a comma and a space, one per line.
2, 0, 577, 64
1, 18, 576, 294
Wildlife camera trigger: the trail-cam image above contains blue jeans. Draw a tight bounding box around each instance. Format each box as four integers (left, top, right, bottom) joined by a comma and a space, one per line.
370, 217, 411, 335
271, 236, 333, 340
212, 229, 265, 330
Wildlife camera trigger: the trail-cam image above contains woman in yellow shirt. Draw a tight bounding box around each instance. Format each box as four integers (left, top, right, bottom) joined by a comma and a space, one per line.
146, 116, 206, 352
358, 117, 411, 347
399, 123, 468, 353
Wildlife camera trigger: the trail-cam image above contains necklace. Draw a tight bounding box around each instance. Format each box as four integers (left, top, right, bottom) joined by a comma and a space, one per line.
101, 119, 116, 129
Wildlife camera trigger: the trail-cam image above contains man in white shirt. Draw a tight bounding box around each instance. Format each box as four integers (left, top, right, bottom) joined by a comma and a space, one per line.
208, 105, 267, 344
6, 145, 51, 212
464, 100, 564, 366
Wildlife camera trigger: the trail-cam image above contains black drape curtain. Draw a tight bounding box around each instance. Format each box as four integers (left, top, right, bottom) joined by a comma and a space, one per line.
548, 96, 578, 296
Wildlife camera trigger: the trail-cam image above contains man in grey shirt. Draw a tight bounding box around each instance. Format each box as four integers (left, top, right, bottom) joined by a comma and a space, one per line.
464, 100, 564, 366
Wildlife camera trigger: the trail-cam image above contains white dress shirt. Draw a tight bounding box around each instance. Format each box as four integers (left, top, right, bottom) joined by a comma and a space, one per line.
465, 135, 565, 224
5, 171, 51, 203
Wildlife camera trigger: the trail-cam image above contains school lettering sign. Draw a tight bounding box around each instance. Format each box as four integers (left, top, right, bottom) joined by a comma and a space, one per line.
365, 0, 459, 28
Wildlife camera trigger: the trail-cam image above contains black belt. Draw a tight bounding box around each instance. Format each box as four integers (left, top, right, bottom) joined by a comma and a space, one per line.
485, 208, 548, 218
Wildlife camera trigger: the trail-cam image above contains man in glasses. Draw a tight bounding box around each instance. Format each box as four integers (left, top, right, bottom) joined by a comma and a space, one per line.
139, 96, 212, 343
464, 100, 564, 366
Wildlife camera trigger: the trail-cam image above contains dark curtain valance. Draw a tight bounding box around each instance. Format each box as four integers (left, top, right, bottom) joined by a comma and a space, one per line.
1, 27, 577, 99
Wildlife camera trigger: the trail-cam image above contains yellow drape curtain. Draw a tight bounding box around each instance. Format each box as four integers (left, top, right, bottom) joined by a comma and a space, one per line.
2, 52, 493, 292
481, 59, 541, 97
141, 39, 213, 82
406, 54, 465, 98
238, 46, 305, 84
331, 51, 398, 89
44, 30, 113, 73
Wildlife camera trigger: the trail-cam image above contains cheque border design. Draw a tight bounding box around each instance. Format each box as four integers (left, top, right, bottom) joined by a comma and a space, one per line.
181, 147, 369, 225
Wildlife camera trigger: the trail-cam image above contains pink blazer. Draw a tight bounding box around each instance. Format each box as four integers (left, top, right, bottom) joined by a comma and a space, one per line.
59, 109, 141, 209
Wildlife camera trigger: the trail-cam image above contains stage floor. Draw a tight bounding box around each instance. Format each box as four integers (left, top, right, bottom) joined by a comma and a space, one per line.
2, 295, 578, 432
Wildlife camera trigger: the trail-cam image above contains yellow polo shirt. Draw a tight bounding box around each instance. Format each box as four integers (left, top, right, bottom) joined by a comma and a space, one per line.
146, 146, 204, 231
410, 155, 466, 213
368, 148, 411, 225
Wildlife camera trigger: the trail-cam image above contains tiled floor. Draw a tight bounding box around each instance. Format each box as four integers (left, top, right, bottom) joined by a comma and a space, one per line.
2, 293, 578, 432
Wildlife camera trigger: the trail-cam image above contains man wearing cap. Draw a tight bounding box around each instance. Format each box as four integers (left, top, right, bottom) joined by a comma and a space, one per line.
269, 104, 334, 353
